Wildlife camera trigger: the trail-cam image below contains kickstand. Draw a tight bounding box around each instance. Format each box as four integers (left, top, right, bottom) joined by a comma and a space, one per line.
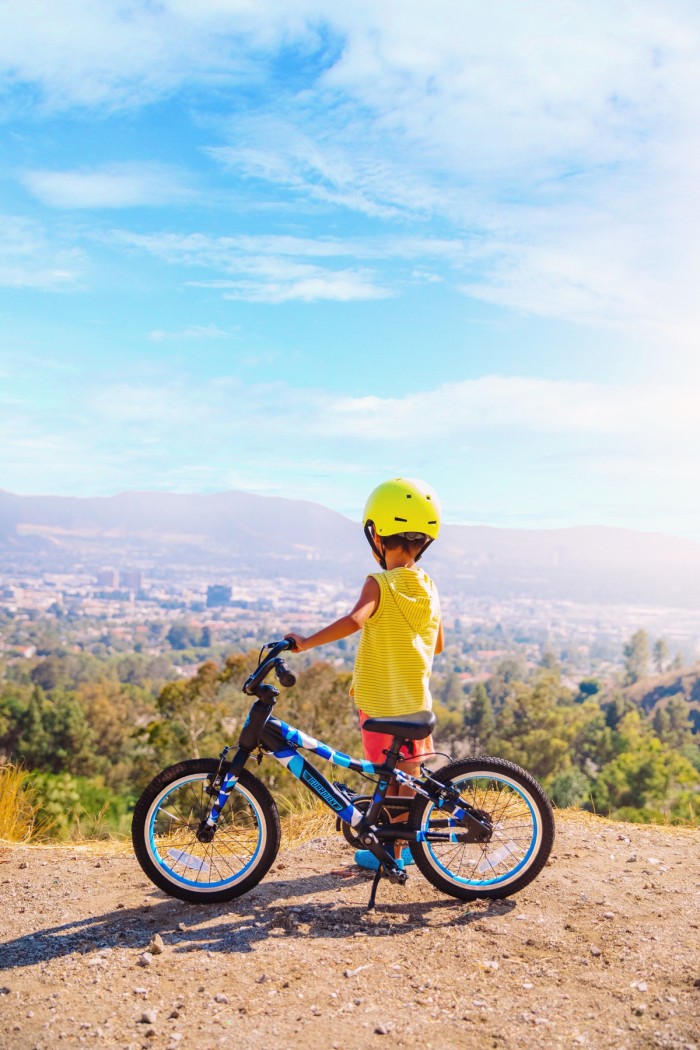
367, 868, 382, 911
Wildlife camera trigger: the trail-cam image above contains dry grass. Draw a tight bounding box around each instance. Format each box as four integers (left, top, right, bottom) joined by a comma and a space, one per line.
0, 764, 40, 843
278, 801, 337, 849
2, 801, 698, 859
555, 806, 700, 836
0, 789, 338, 856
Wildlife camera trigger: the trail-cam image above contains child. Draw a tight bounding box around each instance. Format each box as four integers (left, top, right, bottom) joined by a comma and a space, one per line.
286, 477, 443, 870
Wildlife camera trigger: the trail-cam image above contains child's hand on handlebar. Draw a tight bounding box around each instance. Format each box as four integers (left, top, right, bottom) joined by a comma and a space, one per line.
284, 633, 307, 652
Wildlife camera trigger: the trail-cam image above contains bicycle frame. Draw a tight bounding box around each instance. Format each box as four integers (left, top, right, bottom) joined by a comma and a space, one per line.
204, 713, 491, 849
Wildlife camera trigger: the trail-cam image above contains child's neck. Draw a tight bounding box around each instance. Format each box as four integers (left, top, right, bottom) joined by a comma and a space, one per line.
384, 549, 417, 571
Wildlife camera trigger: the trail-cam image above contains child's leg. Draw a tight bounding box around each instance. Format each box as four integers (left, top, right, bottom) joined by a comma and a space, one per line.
392, 738, 433, 858
356, 712, 409, 863
355, 712, 434, 865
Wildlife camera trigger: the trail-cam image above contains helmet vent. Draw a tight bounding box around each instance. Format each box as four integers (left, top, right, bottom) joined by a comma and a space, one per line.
394, 516, 408, 522
428, 520, 437, 525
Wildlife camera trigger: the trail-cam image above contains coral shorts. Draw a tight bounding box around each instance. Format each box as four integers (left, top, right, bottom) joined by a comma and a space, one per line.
358, 709, 434, 767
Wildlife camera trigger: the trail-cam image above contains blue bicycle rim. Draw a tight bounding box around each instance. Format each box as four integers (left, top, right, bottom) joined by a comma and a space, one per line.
146, 774, 265, 891
421, 772, 540, 888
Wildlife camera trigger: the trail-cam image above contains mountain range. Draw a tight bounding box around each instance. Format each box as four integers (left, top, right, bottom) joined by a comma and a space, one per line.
1, 489, 700, 607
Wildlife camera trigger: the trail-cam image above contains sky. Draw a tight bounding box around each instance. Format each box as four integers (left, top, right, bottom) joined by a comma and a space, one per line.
2, 0, 700, 537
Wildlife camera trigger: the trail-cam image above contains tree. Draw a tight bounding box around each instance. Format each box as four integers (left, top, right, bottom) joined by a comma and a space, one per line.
166, 625, 191, 651
30, 657, 68, 692
44, 692, 96, 776
149, 660, 230, 761
604, 692, 636, 730
653, 638, 669, 674
623, 630, 651, 684
14, 687, 95, 776
539, 648, 559, 671
0, 682, 33, 758
15, 688, 51, 769
438, 671, 465, 708
592, 711, 698, 820
488, 672, 596, 783
464, 683, 494, 754
653, 696, 694, 752
486, 658, 526, 707
578, 678, 601, 699
432, 701, 466, 756
548, 768, 591, 808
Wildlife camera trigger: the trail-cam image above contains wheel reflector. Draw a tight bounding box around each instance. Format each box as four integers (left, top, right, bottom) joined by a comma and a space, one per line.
167, 848, 211, 873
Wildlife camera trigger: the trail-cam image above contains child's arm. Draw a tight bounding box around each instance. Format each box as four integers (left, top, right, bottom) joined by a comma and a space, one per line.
286, 577, 379, 653
435, 618, 445, 655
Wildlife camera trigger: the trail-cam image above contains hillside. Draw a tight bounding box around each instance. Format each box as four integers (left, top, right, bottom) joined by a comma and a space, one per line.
623, 667, 700, 711
0, 814, 698, 1050
3, 488, 700, 605
621, 667, 700, 733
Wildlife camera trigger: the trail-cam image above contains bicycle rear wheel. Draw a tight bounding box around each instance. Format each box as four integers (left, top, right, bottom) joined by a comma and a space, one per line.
409, 757, 554, 901
132, 759, 280, 904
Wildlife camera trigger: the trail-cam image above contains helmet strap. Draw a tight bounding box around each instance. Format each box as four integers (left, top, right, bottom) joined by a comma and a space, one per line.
415, 537, 434, 562
364, 522, 387, 570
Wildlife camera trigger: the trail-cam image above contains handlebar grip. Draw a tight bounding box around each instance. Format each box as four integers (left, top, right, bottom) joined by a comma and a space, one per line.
275, 660, 297, 688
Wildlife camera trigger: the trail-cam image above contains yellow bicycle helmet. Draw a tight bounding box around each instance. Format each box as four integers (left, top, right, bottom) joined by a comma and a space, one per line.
362, 477, 441, 568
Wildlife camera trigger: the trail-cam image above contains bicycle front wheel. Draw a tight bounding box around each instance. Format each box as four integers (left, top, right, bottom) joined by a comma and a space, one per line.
409, 757, 554, 901
132, 759, 280, 904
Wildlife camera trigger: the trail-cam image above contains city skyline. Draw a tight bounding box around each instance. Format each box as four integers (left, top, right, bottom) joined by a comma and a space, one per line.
2, 2, 700, 537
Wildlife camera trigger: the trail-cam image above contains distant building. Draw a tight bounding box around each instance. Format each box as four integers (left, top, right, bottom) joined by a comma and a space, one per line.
120, 570, 143, 590
206, 584, 232, 608
96, 570, 118, 587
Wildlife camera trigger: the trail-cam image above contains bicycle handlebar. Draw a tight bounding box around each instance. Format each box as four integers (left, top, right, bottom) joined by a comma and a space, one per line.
242, 638, 297, 695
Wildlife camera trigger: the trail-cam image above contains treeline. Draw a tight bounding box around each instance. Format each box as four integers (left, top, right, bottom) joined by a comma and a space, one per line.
0, 639, 698, 838
0, 650, 361, 837
434, 663, 698, 825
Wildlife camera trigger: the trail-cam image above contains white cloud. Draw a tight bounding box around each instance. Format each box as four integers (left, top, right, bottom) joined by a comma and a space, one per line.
149, 325, 231, 342
317, 376, 700, 446
113, 229, 397, 302
200, 271, 391, 303
0, 0, 310, 108
0, 216, 84, 289
22, 164, 194, 209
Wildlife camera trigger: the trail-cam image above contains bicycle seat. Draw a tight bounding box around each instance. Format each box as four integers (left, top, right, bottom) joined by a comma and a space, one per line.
361, 710, 436, 740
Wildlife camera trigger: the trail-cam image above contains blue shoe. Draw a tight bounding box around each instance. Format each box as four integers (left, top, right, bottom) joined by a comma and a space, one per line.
354, 849, 405, 872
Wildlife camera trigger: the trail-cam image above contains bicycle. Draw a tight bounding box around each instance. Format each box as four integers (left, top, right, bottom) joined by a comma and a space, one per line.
132, 639, 555, 909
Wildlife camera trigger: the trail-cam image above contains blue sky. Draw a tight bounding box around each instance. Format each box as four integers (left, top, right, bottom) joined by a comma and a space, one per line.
2, 1, 700, 537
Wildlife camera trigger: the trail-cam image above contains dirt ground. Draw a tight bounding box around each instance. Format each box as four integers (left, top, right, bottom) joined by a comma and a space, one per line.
0, 813, 698, 1050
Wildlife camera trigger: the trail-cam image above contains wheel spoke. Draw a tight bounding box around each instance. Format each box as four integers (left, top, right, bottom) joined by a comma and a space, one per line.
421, 770, 541, 885
147, 774, 265, 888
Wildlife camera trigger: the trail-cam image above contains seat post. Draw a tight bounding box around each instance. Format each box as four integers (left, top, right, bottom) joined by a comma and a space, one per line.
383, 736, 406, 773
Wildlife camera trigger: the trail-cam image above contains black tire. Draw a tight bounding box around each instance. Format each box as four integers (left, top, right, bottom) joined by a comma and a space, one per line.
132, 759, 280, 904
409, 757, 554, 901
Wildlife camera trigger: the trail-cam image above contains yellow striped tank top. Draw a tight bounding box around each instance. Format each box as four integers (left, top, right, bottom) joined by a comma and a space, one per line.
351, 566, 441, 718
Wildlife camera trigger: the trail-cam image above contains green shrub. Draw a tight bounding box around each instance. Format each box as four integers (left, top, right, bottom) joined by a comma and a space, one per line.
30, 771, 133, 840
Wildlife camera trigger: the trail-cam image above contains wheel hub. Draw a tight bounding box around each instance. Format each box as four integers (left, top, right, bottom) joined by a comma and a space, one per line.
196, 820, 215, 843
